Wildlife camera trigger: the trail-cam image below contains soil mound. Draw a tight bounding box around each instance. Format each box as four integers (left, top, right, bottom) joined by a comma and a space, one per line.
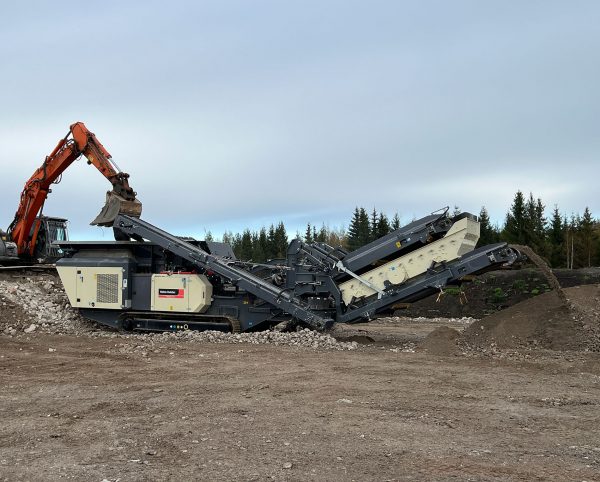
418, 326, 461, 355
462, 285, 600, 351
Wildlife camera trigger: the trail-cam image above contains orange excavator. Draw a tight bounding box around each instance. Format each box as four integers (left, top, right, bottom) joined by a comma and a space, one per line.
1, 122, 142, 264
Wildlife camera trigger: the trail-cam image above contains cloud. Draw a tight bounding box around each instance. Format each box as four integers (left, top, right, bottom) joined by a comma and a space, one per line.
1, 1, 598, 241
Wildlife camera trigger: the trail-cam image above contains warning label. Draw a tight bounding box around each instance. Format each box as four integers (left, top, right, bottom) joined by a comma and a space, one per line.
158, 288, 185, 298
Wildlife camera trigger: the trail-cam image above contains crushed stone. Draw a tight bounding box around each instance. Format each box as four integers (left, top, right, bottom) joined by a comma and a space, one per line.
0, 273, 358, 350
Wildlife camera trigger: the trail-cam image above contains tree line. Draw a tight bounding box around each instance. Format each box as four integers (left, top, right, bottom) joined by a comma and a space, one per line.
211, 191, 599, 268
479, 190, 599, 269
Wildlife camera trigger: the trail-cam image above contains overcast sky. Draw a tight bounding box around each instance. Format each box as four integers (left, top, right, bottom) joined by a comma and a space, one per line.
1, 0, 598, 240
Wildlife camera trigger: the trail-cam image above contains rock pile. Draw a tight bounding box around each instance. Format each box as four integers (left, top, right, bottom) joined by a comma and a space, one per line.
0, 275, 97, 335
154, 328, 359, 350
373, 315, 478, 325
0, 273, 358, 350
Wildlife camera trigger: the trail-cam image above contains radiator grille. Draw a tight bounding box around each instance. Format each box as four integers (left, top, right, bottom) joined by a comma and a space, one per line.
97, 273, 119, 303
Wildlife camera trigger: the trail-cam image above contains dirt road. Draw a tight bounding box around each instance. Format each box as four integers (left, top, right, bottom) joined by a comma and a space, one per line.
1, 332, 599, 481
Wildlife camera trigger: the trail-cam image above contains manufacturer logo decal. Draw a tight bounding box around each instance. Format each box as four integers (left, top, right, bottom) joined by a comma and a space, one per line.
158, 288, 185, 298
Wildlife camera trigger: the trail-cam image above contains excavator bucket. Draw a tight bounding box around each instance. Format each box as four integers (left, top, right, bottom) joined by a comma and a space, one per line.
91, 191, 143, 227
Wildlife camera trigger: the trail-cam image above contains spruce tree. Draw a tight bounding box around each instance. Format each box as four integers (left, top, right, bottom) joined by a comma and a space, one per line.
377, 213, 391, 238
391, 213, 401, 231
477, 206, 498, 246
358, 207, 371, 247
369, 208, 378, 242
239, 229, 254, 260
231, 233, 243, 258
304, 223, 313, 243
273, 222, 288, 258
502, 190, 526, 244
534, 197, 547, 240
348, 207, 362, 250
258, 227, 269, 261
316, 224, 327, 242
548, 206, 564, 267
251, 231, 266, 262
267, 224, 277, 259
581, 207, 594, 267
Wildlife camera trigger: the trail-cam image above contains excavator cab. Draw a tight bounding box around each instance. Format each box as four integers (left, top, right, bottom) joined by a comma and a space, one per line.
30, 217, 69, 263
0, 228, 19, 264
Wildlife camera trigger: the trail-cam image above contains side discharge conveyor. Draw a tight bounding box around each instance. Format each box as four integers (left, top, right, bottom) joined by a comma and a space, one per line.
55, 209, 520, 333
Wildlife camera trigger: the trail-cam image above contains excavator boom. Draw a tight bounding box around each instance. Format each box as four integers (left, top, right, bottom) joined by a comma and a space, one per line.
7, 122, 142, 257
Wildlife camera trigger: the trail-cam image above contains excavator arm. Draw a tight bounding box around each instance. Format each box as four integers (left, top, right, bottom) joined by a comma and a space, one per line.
7, 122, 142, 256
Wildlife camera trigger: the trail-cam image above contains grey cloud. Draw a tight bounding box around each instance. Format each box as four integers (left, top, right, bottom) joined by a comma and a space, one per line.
1, 0, 599, 241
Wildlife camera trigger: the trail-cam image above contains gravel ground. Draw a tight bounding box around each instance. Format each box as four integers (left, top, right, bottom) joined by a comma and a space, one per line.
2, 271, 600, 480
1, 334, 599, 481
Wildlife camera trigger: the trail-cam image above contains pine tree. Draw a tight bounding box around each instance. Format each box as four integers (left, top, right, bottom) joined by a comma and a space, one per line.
524, 193, 548, 256
251, 231, 266, 262
316, 224, 327, 242
581, 207, 594, 267
304, 223, 313, 243
358, 207, 371, 247
348, 207, 371, 249
534, 197, 547, 240
273, 222, 288, 258
239, 229, 253, 260
548, 206, 563, 243
258, 227, 269, 261
369, 208, 378, 242
548, 206, 564, 267
231, 233, 243, 259
502, 190, 526, 244
377, 213, 391, 238
267, 224, 277, 259
391, 213, 401, 231
568, 214, 581, 268
477, 206, 498, 246
565, 214, 574, 269
347, 207, 362, 250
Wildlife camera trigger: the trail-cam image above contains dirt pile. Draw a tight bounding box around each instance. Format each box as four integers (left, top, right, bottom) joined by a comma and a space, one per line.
418, 326, 461, 355
461, 285, 600, 351
454, 245, 600, 352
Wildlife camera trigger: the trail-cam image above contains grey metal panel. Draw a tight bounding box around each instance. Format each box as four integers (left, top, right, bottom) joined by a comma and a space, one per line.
131, 274, 152, 310
340, 213, 454, 273
205, 241, 236, 259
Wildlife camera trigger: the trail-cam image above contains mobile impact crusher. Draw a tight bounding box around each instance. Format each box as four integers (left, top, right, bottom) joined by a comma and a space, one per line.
55, 208, 519, 333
